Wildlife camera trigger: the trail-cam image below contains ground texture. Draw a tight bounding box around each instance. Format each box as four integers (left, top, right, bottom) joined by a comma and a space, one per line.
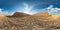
0, 15, 60, 30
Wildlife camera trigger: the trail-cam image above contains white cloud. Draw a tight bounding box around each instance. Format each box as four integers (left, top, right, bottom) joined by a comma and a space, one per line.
43, 5, 60, 13
0, 8, 8, 15
0, 8, 3, 13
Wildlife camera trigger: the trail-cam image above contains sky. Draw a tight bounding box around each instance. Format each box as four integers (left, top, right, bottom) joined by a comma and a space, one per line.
0, 0, 60, 15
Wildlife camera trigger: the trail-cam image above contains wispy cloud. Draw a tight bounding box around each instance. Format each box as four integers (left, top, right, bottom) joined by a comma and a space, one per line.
0, 8, 8, 15
22, 2, 34, 14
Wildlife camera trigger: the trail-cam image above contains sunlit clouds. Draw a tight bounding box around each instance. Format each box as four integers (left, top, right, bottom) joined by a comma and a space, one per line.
22, 2, 34, 15
17, 3, 60, 14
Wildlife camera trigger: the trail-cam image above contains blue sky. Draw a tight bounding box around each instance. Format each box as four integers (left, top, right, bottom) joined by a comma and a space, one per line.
0, 0, 60, 15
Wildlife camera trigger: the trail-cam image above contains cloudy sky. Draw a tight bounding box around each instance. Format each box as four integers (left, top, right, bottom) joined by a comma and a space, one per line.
0, 0, 60, 15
